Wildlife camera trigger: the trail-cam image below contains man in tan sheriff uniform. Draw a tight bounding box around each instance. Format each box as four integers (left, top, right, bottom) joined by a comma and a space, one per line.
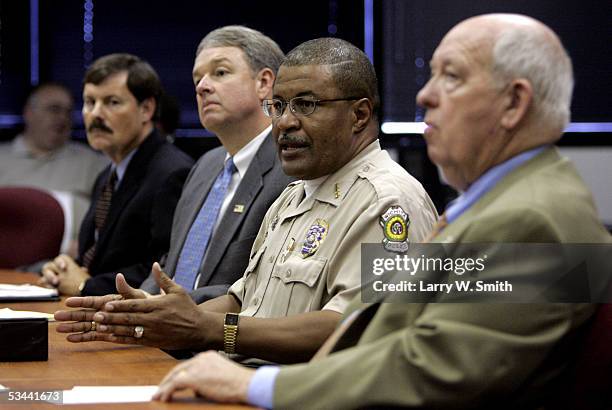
55, 37, 437, 366
231, 138, 437, 320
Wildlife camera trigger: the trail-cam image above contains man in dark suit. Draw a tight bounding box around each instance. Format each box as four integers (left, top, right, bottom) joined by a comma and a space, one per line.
152, 14, 611, 409
137, 26, 293, 303
40, 53, 193, 296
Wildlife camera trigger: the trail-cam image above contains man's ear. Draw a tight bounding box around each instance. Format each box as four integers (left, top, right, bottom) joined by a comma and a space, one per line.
351, 98, 373, 133
255, 68, 275, 100
140, 97, 156, 123
500, 79, 533, 130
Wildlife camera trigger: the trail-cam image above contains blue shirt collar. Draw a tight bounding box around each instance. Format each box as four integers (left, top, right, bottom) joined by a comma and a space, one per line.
445, 146, 548, 223
111, 148, 138, 190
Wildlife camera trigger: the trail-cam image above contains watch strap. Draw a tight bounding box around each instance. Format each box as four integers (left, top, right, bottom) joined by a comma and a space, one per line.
223, 313, 239, 354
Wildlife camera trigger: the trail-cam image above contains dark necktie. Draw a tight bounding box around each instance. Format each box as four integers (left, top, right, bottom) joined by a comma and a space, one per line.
174, 158, 236, 290
82, 169, 118, 268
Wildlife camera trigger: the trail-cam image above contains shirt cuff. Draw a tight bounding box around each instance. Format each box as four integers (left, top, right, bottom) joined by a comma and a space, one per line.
246, 365, 280, 409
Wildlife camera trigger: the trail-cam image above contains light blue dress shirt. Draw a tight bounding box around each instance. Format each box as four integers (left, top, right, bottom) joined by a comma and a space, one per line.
113, 148, 138, 191
246, 145, 548, 409
445, 146, 547, 223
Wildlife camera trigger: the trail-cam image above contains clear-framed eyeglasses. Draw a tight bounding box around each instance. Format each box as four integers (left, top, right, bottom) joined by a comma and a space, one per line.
262, 96, 362, 118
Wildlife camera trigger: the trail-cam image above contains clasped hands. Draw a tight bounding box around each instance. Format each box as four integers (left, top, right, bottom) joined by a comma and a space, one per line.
40, 255, 90, 296
54, 262, 210, 350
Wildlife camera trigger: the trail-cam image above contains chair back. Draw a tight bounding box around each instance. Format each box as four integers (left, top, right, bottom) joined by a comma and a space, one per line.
0, 187, 64, 268
570, 303, 612, 409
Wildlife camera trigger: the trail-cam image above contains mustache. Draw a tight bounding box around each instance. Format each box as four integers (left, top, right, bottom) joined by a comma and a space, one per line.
88, 119, 113, 134
277, 133, 309, 145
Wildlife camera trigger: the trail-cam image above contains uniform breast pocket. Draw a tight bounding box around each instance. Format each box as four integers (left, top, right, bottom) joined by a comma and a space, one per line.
241, 245, 267, 301
270, 252, 327, 316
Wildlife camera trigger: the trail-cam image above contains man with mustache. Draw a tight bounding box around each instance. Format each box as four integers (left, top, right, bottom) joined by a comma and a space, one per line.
40, 53, 193, 296
153, 15, 612, 409
55, 37, 437, 365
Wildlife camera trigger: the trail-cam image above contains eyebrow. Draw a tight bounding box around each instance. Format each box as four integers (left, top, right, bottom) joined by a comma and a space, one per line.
272, 90, 317, 99
192, 57, 233, 78
209, 56, 232, 65
82, 93, 122, 100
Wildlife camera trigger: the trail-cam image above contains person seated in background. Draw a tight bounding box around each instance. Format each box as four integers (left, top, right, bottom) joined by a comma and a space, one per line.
150, 14, 611, 409
0, 82, 108, 257
54, 37, 438, 366
39, 54, 194, 296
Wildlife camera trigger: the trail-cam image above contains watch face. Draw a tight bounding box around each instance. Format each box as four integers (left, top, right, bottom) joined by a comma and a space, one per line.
226, 314, 239, 326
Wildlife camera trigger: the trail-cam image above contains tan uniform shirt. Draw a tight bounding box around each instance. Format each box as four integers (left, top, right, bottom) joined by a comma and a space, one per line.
229, 140, 438, 318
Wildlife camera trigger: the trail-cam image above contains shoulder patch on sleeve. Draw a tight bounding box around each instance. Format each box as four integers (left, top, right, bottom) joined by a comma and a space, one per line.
379, 205, 410, 252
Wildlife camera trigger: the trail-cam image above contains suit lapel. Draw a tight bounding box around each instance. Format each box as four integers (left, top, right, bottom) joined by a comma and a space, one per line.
197, 133, 276, 286
93, 131, 164, 261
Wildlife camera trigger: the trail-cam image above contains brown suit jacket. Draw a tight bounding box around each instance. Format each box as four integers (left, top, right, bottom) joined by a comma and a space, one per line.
274, 147, 612, 409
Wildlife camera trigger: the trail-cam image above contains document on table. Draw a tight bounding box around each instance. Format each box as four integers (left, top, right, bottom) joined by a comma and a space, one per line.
0, 283, 59, 301
0, 308, 55, 321
60, 386, 158, 404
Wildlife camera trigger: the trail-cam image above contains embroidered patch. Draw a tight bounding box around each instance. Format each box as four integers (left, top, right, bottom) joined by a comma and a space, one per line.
300, 219, 329, 258
380, 206, 410, 253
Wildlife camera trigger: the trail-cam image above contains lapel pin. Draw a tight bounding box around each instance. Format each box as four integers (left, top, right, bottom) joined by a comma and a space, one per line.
233, 204, 245, 213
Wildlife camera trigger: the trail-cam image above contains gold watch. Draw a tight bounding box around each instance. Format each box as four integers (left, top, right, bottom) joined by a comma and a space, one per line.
223, 313, 240, 354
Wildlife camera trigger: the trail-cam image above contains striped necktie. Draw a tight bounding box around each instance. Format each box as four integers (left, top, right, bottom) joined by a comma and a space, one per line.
82, 169, 118, 268
174, 158, 236, 290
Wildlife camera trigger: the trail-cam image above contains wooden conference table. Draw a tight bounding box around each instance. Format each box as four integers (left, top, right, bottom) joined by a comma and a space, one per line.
0, 270, 254, 410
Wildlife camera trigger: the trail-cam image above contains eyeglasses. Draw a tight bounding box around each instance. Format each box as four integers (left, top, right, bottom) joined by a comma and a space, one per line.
262, 96, 362, 118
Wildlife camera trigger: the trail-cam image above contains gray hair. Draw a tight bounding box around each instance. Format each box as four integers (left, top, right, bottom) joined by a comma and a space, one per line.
196, 25, 284, 75
282, 37, 380, 120
492, 27, 574, 132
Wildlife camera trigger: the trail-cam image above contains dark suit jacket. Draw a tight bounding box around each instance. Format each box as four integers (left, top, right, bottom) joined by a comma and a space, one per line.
274, 147, 612, 409
140, 132, 294, 303
78, 130, 193, 296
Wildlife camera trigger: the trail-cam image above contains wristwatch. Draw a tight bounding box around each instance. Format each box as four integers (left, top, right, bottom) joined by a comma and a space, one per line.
223, 313, 240, 354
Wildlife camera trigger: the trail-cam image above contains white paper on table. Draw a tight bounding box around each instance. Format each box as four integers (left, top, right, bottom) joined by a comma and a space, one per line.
0, 284, 58, 298
0, 308, 55, 321
60, 386, 158, 404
